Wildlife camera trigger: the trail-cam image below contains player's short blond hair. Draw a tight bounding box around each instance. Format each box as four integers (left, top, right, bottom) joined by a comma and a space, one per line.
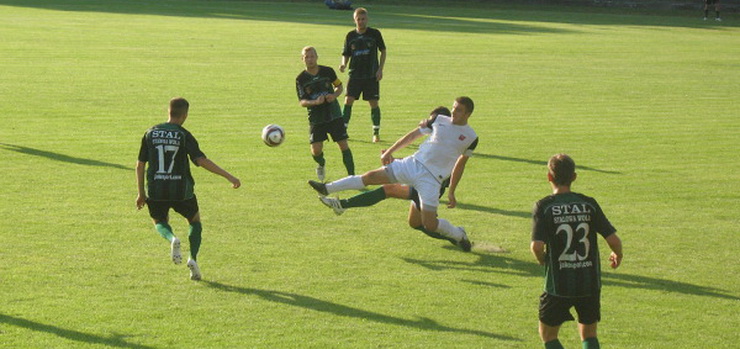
302, 46, 317, 57
354, 7, 367, 17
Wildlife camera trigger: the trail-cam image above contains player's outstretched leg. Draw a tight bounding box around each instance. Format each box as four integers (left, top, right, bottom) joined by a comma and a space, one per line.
308, 180, 329, 196
434, 218, 472, 252
319, 196, 345, 215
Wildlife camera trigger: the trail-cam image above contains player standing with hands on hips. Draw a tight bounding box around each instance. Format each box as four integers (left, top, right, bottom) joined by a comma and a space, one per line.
530, 154, 623, 349
340, 7, 387, 143
136, 97, 241, 281
297, 46, 355, 182
309, 97, 478, 251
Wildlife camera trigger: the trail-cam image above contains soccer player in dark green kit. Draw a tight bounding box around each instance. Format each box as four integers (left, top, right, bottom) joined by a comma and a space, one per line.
340, 7, 387, 143
297, 46, 355, 182
531, 154, 623, 349
136, 97, 241, 281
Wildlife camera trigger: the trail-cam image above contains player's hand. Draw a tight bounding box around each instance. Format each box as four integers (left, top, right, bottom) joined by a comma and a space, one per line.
380, 149, 394, 166
136, 195, 147, 210
609, 252, 622, 269
229, 177, 242, 189
315, 95, 326, 105
325, 94, 336, 103
446, 193, 457, 208
339, 64, 346, 73
376, 69, 383, 81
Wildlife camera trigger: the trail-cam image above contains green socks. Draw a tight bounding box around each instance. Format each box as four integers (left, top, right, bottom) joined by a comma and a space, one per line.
340, 187, 387, 208
312, 152, 326, 167
155, 222, 175, 241
371, 107, 381, 134
582, 337, 600, 349
188, 222, 202, 261
545, 339, 564, 349
342, 148, 355, 176
342, 104, 353, 125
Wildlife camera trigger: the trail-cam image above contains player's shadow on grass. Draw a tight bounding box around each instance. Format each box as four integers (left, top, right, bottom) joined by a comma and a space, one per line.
0, 143, 130, 171
602, 273, 740, 301
0, 314, 153, 348
404, 252, 542, 278
474, 153, 622, 175
452, 202, 530, 218
203, 281, 519, 342
404, 254, 740, 300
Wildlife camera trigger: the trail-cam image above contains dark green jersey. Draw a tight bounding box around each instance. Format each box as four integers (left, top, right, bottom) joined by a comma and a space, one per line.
342, 27, 386, 79
138, 123, 205, 201
531, 192, 616, 297
296, 65, 343, 125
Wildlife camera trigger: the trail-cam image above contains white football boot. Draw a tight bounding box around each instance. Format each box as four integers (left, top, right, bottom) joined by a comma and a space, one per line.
187, 258, 202, 281
170, 238, 182, 264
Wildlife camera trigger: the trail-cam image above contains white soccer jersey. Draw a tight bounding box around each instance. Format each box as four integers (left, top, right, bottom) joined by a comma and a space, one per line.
412, 115, 478, 182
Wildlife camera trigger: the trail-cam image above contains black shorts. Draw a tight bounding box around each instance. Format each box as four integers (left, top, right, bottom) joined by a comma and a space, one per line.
310, 117, 349, 144
147, 196, 200, 222
539, 292, 601, 326
705, 0, 718, 5
346, 77, 380, 101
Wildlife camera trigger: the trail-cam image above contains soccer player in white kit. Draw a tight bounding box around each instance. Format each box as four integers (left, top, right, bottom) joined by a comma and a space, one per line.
309, 97, 478, 251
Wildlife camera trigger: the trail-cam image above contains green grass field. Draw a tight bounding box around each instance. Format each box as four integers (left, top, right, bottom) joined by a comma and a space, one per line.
1, 0, 738, 347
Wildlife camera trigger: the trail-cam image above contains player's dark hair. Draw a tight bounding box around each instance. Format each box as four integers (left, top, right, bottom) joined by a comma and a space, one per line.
169, 97, 189, 118
455, 96, 474, 114
548, 154, 576, 186
430, 106, 451, 117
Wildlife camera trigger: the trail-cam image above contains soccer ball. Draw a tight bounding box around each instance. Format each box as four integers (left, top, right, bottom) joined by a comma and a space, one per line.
261, 124, 285, 147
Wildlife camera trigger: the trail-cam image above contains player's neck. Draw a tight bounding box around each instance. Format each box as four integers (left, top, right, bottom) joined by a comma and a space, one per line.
355, 27, 367, 34
552, 186, 572, 195
305, 66, 319, 75
167, 118, 184, 125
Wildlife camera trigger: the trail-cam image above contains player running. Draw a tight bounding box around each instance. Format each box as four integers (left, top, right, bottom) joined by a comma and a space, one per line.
136, 97, 241, 281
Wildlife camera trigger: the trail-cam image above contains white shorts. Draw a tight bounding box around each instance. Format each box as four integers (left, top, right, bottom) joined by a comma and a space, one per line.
385, 156, 441, 211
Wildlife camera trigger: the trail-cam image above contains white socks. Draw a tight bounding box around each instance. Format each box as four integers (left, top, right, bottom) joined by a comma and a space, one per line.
325, 175, 364, 194
435, 218, 463, 241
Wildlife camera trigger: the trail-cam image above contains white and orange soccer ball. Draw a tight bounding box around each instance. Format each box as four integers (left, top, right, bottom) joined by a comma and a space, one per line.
261, 124, 285, 147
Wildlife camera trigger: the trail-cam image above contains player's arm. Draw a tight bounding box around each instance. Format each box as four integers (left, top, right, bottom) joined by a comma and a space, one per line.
446, 155, 469, 208
325, 79, 344, 103
297, 79, 326, 107
380, 128, 424, 165
530, 240, 546, 266
194, 157, 241, 189
605, 233, 623, 269
376, 48, 386, 81
135, 160, 147, 210
340, 55, 350, 73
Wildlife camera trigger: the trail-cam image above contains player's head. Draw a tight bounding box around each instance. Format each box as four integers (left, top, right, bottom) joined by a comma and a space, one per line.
354, 8, 368, 30
301, 46, 318, 68
430, 106, 451, 117
548, 153, 577, 187
451, 96, 474, 121
169, 97, 189, 120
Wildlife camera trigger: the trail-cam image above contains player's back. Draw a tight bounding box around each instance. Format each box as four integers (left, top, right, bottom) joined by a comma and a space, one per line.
143, 123, 200, 201
532, 192, 616, 297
